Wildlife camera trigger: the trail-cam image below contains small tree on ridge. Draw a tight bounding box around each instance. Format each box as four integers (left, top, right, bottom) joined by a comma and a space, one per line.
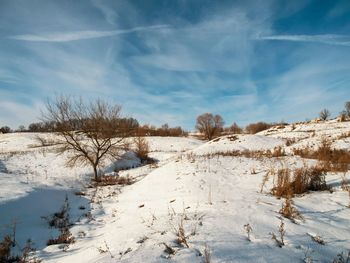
319, 108, 331, 121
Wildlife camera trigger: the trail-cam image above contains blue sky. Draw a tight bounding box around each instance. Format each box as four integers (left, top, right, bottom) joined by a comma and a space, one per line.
0, 0, 350, 130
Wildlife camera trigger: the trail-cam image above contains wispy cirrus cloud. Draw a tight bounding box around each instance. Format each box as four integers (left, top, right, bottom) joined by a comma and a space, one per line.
8, 25, 170, 42
1, 0, 350, 129
256, 34, 350, 46
91, 0, 118, 25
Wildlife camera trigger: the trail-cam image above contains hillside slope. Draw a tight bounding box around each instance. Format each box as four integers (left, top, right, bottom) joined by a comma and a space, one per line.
0, 121, 350, 262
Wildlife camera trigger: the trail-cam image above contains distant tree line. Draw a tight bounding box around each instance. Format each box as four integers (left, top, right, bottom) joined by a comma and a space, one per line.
1, 118, 187, 137
136, 124, 187, 137
2, 100, 350, 139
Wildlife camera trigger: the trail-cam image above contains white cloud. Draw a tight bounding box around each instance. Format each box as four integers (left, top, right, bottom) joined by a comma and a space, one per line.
0, 101, 43, 128
3, 0, 349, 129
256, 34, 350, 46
91, 0, 118, 25
8, 25, 170, 42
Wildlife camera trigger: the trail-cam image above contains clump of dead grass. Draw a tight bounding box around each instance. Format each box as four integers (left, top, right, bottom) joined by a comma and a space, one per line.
93, 175, 135, 186
271, 165, 328, 198
0, 236, 41, 263
270, 219, 286, 248
279, 196, 303, 222
47, 232, 75, 246
175, 217, 189, 248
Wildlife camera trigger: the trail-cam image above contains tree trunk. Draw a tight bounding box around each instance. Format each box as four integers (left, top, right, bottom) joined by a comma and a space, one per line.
92, 165, 99, 182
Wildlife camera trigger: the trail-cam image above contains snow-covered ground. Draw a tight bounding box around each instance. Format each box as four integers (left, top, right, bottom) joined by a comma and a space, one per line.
0, 121, 350, 262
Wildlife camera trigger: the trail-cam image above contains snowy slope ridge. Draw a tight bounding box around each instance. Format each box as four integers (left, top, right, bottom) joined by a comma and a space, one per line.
259, 121, 350, 153
193, 134, 285, 155
0, 121, 350, 262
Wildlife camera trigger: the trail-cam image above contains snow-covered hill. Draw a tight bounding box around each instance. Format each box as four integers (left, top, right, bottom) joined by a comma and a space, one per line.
0, 121, 350, 262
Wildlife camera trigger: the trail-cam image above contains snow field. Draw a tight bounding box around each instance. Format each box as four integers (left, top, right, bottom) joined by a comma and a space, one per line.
0, 121, 350, 262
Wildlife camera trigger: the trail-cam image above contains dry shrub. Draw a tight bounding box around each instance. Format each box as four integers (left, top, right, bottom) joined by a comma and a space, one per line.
34, 135, 60, 147
279, 197, 303, 222
332, 251, 350, 263
45, 196, 75, 247
0, 236, 14, 262
339, 112, 347, 122
163, 243, 176, 256
47, 231, 75, 246
133, 136, 150, 163
272, 165, 328, 198
94, 175, 135, 186
306, 166, 328, 191
45, 196, 71, 229
338, 132, 350, 139
293, 166, 328, 193
292, 168, 309, 194
0, 236, 41, 263
293, 147, 311, 158
243, 224, 253, 241
175, 218, 189, 248
272, 146, 286, 157
272, 168, 292, 198
270, 220, 285, 248
245, 122, 273, 134
260, 167, 275, 193
285, 138, 297, 146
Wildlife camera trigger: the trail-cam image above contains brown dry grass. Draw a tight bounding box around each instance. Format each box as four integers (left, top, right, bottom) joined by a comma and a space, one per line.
293, 138, 350, 173
338, 132, 350, 139
47, 231, 75, 246
94, 175, 135, 186
133, 136, 150, 163
279, 196, 303, 222
270, 220, 285, 248
272, 146, 286, 157
174, 217, 189, 248
0, 235, 41, 263
203, 148, 286, 160
271, 165, 328, 198
285, 138, 297, 146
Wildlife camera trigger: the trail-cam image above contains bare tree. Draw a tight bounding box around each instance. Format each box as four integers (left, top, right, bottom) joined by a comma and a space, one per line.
319, 108, 331, 121
345, 101, 350, 117
42, 96, 132, 181
17, 125, 26, 132
230, 122, 243, 134
0, 126, 12, 133
195, 113, 224, 140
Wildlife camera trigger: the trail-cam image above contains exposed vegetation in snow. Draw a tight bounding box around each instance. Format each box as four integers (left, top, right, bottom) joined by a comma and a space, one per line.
1, 120, 350, 262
